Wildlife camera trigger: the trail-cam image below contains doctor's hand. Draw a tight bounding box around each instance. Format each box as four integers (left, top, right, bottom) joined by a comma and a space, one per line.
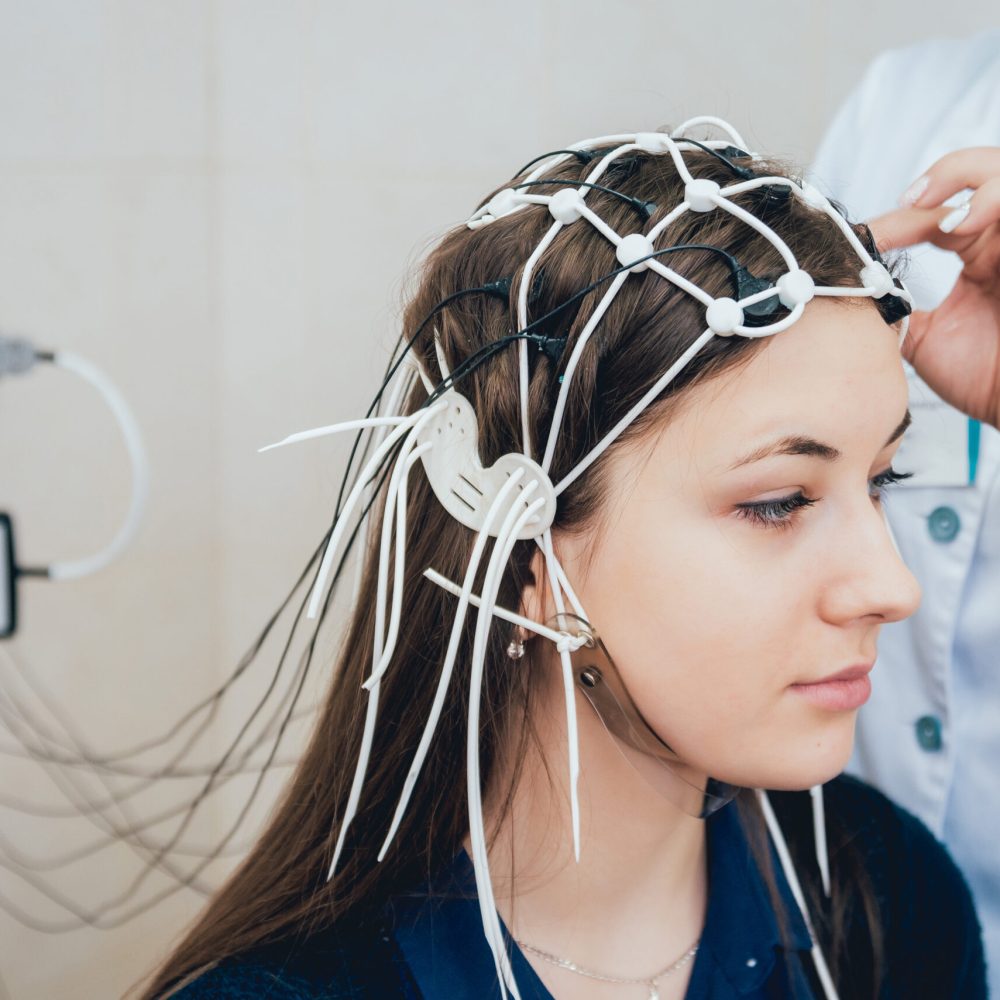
868, 147, 1000, 431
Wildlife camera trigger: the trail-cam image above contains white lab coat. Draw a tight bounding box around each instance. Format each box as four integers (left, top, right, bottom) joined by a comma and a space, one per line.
810, 31, 1000, 995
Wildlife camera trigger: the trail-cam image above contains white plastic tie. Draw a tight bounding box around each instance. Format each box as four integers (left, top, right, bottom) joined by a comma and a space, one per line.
422, 568, 587, 649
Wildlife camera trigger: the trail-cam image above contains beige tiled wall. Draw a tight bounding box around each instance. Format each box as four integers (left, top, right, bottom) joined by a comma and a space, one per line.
1, 2, 996, 997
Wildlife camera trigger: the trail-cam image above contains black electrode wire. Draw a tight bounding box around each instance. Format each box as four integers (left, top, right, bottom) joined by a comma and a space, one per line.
427, 242, 755, 405
0, 531, 321, 896
39, 273, 490, 768
0, 854, 121, 933
0, 779, 287, 865
509, 137, 753, 183
7, 576, 314, 886
0, 452, 400, 930
100, 436, 411, 869
0, 689, 212, 863
0, 692, 308, 819
513, 148, 596, 177
0, 694, 309, 866
0, 614, 322, 790
0, 667, 238, 876
0, 637, 308, 842
85, 495, 376, 930
0, 687, 216, 902
668, 137, 756, 178
4, 252, 539, 907
0, 708, 308, 785
0, 680, 284, 868
30, 531, 335, 768
511, 179, 655, 220
0, 524, 334, 888
0, 627, 323, 845
282, 283, 508, 668
115, 436, 408, 903
0, 605, 312, 926
6, 567, 310, 771
29, 553, 319, 767
0, 825, 207, 920
0, 707, 309, 786
3, 251, 624, 916
0, 696, 281, 867
0, 811, 257, 869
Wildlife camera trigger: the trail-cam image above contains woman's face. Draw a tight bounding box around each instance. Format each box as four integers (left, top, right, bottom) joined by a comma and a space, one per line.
555, 299, 922, 791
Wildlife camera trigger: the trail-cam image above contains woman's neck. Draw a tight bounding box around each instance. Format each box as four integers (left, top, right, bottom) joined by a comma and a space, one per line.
466, 668, 709, 995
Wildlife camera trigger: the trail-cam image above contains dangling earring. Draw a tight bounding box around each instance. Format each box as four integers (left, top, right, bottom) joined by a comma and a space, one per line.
506, 628, 526, 660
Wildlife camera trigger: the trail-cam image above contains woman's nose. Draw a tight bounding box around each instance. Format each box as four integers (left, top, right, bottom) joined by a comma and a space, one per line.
818, 502, 923, 626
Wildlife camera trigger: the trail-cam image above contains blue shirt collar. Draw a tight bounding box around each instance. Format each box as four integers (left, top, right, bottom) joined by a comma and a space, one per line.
388, 798, 815, 998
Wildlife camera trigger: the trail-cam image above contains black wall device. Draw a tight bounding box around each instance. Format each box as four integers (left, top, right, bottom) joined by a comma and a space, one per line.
1, 513, 17, 638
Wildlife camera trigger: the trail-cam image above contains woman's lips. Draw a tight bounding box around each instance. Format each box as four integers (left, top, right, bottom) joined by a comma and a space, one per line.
789, 665, 874, 711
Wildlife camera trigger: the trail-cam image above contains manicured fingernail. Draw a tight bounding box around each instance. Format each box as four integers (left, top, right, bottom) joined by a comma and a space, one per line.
899, 175, 929, 207
939, 201, 971, 233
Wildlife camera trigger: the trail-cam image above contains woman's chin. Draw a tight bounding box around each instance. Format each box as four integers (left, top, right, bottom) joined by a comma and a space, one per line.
708, 728, 857, 793
755, 761, 850, 793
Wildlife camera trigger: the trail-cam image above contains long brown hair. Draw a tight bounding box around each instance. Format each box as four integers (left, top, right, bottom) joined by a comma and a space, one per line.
141, 139, 893, 998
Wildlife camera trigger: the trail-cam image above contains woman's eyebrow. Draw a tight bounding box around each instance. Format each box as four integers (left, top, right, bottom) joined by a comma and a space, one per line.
727, 409, 912, 471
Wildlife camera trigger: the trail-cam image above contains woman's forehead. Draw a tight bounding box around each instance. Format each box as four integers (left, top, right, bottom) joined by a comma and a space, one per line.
653, 301, 907, 468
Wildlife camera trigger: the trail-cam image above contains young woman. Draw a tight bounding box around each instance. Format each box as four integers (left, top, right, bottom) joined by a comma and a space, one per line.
140, 122, 998, 999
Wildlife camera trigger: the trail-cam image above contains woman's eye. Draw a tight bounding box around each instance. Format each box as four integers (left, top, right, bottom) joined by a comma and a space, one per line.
734, 492, 817, 531
868, 466, 914, 501
734, 466, 913, 531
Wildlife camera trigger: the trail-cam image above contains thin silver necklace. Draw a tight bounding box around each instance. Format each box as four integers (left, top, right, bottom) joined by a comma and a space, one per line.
516, 936, 700, 1000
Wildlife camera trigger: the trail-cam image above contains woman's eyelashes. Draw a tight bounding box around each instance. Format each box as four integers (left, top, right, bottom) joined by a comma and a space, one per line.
733, 468, 914, 531
868, 467, 914, 499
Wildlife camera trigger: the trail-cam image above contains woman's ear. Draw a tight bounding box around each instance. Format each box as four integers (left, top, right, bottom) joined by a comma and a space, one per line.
519, 545, 553, 628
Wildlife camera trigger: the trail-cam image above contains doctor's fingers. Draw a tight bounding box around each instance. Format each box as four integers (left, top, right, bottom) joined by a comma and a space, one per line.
869, 175, 1000, 257
898, 146, 1000, 210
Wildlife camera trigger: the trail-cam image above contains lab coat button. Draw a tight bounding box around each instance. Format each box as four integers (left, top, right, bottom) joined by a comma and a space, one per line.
927, 506, 960, 542
915, 715, 943, 751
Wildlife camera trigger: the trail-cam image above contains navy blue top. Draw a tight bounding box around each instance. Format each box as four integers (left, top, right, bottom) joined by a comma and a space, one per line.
389, 798, 815, 998
171, 775, 987, 998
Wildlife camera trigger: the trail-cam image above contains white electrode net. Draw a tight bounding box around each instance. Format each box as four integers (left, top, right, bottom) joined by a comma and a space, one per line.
261, 117, 913, 1000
